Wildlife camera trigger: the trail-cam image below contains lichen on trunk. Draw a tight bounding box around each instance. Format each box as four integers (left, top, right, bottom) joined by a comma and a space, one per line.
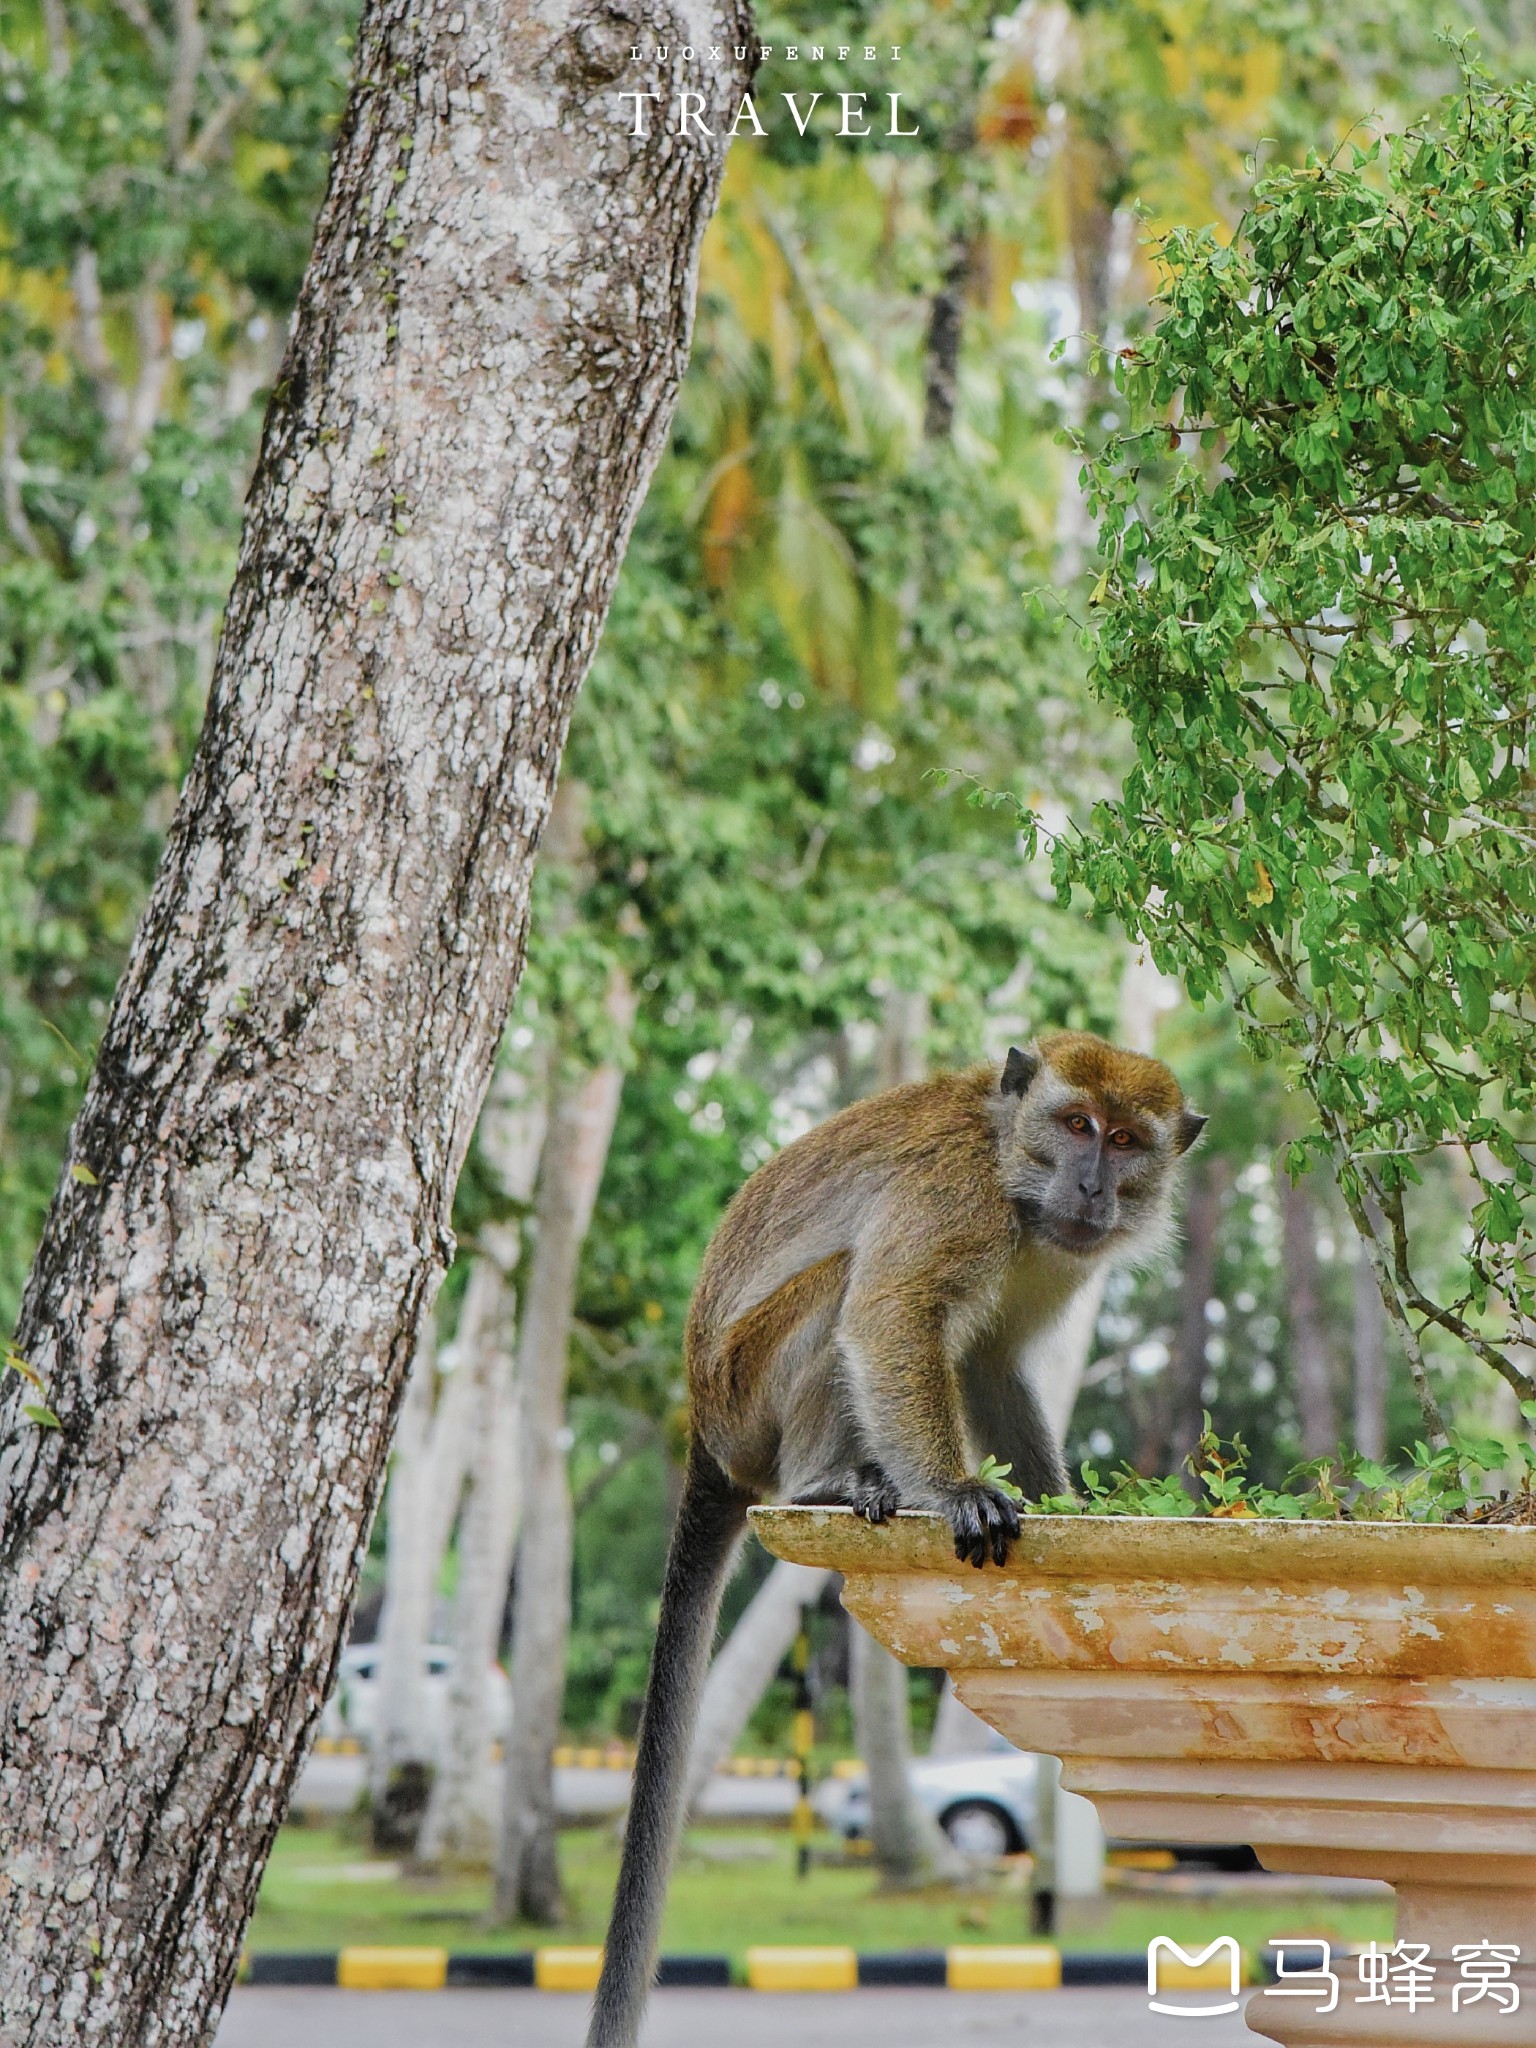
0, 5, 752, 2041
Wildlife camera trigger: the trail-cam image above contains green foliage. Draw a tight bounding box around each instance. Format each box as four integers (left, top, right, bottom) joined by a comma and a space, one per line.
1033, 1414, 1536, 1521
0, 0, 355, 1322
1063, 67, 1536, 1425
975, 1453, 1024, 1500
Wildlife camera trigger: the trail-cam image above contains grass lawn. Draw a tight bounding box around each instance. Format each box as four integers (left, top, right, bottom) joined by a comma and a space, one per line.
249, 1821, 1394, 1960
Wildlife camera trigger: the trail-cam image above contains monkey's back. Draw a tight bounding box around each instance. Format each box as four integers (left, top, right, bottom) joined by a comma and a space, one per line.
685, 1064, 1011, 1459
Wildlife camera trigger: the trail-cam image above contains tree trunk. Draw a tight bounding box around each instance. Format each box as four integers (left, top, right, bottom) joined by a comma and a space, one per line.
683, 1561, 829, 1812
369, 1324, 438, 1798
417, 1049, 551, 1866
1280, 1174, 1340, 1460
1353, 1232, 1389, 1462
849, 1618, 961, 1886
848, 990, 960, 1886
921, 239, 970, 443
414, 1245, 519, 1865
1151, 1155, 1227, 1477
930, 1677, 995, 1758
367, 1251, 496, 1843
0, 6, 750, 2037
495, 980, 634, 1924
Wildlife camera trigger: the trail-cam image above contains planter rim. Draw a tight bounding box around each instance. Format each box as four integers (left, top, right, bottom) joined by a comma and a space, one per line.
749, 1505, 1536, 1585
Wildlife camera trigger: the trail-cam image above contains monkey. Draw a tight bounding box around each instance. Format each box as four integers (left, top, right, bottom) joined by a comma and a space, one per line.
585, 1030, 1206, 2048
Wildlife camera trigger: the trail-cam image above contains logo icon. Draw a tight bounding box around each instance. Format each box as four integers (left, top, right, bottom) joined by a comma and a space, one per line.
1147, 1935, 1242, 2017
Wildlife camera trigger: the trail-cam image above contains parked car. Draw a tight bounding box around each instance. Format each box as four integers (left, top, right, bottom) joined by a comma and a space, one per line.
824, 1725, 1259, 1867
826, 1741, 1039, 1857
318, 1643, 511, 1750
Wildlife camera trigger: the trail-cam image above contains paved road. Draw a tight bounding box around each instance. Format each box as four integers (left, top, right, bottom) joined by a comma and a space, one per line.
295, 1754, 803, 1822
217, 1986, 1260, 2047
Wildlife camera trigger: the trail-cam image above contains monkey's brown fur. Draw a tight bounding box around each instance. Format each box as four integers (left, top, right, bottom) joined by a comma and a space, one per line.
586, 1033, 1204, 2048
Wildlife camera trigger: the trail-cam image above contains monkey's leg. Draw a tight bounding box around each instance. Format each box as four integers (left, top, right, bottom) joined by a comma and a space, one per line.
837, 1267, 1021, 1568
961, 1350, 1071, 1502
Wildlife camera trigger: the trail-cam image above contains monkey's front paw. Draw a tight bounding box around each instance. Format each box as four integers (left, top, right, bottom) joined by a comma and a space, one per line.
850, 1468, 901, 1525
946, 1482, 1021, 1569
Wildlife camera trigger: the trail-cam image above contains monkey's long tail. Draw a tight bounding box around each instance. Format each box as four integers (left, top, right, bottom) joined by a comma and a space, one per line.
585, 1442, 750, 2048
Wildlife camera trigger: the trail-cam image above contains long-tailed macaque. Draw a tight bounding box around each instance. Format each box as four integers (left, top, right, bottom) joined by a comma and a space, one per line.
586, 1031, 1206, 2047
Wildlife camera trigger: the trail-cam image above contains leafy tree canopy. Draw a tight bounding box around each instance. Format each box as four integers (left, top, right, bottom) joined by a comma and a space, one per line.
1064, 64, 1536, 1432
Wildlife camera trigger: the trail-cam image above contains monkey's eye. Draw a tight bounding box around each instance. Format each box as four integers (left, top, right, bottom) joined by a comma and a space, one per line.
1065, 1113, 1094, 1136
1108, 1128, 1139, 1149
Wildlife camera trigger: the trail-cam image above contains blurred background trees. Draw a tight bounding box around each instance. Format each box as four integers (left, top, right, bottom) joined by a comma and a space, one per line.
4, 0, 1534, 1912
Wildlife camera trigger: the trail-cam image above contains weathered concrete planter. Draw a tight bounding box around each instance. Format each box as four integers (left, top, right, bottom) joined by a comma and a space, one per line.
752, 1507, 1536, 2046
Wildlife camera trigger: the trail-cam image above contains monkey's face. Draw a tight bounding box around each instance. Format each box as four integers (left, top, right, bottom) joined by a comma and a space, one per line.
994, 1043, 1205, 1262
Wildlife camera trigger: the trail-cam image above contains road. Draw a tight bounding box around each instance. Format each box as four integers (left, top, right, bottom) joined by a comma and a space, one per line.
294, 1754, 803, 1822
217, 1986, 1260, 2047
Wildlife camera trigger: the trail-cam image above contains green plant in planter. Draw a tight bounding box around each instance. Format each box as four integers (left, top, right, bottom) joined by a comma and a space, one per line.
1027, 1416, 1536, 1523
1055, 65, 1536, 1439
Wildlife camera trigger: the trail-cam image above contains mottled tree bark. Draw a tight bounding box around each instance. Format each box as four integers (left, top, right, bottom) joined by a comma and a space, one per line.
0, 5, 751, 2040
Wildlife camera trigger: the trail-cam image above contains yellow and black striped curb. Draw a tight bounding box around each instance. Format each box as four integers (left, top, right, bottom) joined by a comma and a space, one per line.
242, 1946, 1264, 1991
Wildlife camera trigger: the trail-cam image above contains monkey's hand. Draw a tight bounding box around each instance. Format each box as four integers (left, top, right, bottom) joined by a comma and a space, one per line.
849, 1467, 902, 1526
945, 1480, 1021, 1569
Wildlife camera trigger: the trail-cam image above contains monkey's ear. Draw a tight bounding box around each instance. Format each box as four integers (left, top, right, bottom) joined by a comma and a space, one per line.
1177, 1110, 1209, 1154
1001, 1047, 1039, 1098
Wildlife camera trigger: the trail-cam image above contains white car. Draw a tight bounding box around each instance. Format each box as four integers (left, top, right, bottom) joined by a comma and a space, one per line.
319, 1644, 512, 1750
826, 1743, 1039, 1858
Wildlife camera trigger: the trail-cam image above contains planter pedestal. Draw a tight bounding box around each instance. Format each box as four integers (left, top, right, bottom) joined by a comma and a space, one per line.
751, 1508, 1536, 2048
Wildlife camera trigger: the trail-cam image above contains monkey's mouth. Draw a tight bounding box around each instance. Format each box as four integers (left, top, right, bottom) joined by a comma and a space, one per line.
1049, 1216, 1110, 1252
1011, 1199, 1110, 1253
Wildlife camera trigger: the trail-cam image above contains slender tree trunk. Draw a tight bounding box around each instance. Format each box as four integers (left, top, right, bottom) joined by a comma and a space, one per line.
370, 1302, 483, 1818
369, 1325, 442, 1849
0, 8, 750, 2038
495, 979, 634, 1924
417, 1050, 551, 1866
369, 1330, 437, 1789
683, 1561, 829, 1812
1353, 1235, 1389, 1462
930, 1677, 994, 1758
848, 991, 960, 1885
1151, 1156, 1227, 1477
921, 239, 970, 443
368, 1261, 490, 1826
1280, 1174, 1340, 1460
849, 1618, 961, 1885
415, 1244, 519, 1864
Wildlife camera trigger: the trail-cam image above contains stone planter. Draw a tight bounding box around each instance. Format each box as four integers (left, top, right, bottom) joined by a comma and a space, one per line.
752, 1506, 1536, 2046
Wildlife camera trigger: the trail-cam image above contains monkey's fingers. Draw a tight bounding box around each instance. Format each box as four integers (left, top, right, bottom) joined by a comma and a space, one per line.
948, 1489, 998, 1570
853, 1470, 901, 1525
991, 1489, 1022, 1565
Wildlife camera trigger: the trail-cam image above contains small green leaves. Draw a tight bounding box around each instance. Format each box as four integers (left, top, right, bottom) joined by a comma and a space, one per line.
7, 1344, 60, 1430
69, 1164, 99, 1186
1068, 67, 1536, 1409
976, 1454, 1024, 1502
1024, 1421, 1530, 1524
4, 1344, 44, 1393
